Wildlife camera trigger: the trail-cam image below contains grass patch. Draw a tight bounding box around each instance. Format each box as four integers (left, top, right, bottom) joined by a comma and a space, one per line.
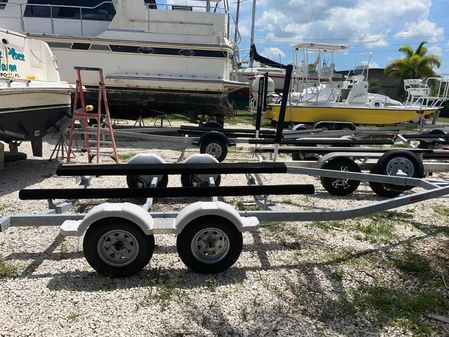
141, 267, 184, 311
0, 255, 18, 278
226, 110, 272, 126
308, 221, 346, 232
118, 152, 138, 162
353, 286, 449, 335
351, 211, 409, 244
433, 204, 449, 218
395, 244, 433, 280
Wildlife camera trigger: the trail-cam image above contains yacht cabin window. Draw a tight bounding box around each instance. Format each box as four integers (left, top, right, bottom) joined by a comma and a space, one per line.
0, 1, 8, 10
144, 0, 157, 9
24, 0, 116, 21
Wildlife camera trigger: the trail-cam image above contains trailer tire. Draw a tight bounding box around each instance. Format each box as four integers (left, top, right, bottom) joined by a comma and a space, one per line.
418, 129, 446, 149
375, 150, 423, 191
202, 121, 224, 129
176, 216, 243, 274
83, 218, 155, 277
200, 136, 228, 162
320, 157, 361, 196
368, 165, 402, 198
181, 173, 221, 187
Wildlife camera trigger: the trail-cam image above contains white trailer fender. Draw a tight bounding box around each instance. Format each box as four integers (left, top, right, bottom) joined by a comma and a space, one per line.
60, 203, 154, 237
174, 201, 259, 234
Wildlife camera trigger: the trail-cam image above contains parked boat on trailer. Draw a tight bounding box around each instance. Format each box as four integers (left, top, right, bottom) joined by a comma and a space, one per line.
0, 1, 246, 121
266, 43, 449, 126
0, 27, 71, 157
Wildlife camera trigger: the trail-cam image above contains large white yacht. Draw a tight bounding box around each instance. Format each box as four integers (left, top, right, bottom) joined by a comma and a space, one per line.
0, 1, 245, 120
0, 27, 71, 156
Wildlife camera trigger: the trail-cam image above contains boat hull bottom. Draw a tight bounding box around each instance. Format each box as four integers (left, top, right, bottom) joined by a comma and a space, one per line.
0, 105, 71, 156
83, 87, 233, 123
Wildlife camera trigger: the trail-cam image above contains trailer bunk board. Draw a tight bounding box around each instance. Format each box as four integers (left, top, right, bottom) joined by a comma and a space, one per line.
56, 162, 288, 176
19, 184, 315, 200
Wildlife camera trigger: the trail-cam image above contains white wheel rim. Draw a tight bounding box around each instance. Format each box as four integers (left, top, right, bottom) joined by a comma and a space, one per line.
97, 230, 139, 267
331, 165, 352, 190
386, 157, 415, 177
191, 227, 230, 264
205, 143, 223, 159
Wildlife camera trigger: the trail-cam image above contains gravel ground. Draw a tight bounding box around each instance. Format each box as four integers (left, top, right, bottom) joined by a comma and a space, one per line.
1, 129, 449, 337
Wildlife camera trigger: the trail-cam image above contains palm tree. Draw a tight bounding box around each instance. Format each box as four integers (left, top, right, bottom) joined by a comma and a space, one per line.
385, 41, 441, 80
385, 41, 441, 99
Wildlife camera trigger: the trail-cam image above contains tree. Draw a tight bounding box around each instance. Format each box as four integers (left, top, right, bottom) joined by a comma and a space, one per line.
385, 41, 441, 79
368, 79, 384, 94
385, 41, 441, 99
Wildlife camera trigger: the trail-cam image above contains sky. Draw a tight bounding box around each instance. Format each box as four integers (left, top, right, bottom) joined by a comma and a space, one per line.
228, 0, 449, 74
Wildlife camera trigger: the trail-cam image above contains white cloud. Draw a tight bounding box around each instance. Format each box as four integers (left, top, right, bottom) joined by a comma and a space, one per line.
427, 45, 442, 56
261, 47, 286, 61
250, 0, 443, 49
361, 60, 380, 68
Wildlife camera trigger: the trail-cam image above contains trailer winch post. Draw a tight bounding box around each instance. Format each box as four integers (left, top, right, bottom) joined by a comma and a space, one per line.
274, 64, 293, 161
255, 74, 265, 139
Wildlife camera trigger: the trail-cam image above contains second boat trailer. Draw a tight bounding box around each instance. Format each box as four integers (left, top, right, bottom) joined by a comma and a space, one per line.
2, 158, 449, 277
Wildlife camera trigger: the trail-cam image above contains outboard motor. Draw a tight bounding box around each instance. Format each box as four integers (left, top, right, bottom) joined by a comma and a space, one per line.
251, 74, 275, 110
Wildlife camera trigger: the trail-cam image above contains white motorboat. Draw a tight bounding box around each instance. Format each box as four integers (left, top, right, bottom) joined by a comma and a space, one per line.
0, 1, 246, 121
0, 27, 71, 156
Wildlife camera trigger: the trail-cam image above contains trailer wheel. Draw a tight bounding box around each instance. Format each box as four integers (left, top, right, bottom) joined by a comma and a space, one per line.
83, 218, 155, 277
201, 121, 224, 129
181, 174, 221, 187
375, 150, 424, 191
320, 157, 361, 196
176, 216, 243, 274
368, 165, 402, 198
200, 137, 228, 162
127, 174, 168, 189
418, 129, 446, 149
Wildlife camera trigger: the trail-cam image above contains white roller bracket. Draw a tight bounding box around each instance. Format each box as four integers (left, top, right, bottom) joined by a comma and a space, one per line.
60, 203, 154, 236
174, 201, 260, 234
127, 153, 166, 184
182, 154, 220, 181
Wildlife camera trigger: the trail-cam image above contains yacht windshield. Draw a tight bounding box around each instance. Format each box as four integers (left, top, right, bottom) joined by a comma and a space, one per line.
24, 0, 116, 21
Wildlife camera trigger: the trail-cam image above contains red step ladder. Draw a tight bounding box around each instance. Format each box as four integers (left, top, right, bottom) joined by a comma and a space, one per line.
66, 67, 119, 164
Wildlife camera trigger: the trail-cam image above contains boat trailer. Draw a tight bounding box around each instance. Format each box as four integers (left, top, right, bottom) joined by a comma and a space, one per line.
2, 158, 449, 277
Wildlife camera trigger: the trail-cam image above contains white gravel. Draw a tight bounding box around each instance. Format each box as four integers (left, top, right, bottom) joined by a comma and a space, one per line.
1, 130, 449, 337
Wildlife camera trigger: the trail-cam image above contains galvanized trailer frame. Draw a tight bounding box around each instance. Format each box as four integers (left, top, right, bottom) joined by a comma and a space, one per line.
2, 160, 449, 276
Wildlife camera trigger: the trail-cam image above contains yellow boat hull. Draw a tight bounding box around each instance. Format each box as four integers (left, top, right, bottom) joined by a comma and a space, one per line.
267, 104, 438, 125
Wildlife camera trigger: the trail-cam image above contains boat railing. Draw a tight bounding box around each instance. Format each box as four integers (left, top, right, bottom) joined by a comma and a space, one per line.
147, 1, 227, 13
6, 1, 115, 36
0, 77, 31, 87
6, 0, 227, 37
404, 77, 449, 108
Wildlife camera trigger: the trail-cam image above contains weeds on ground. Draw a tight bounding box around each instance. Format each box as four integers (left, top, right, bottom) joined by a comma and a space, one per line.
433, 204, 449, 218
261, 222, 297, 238
118, 152, 138, 162
352, 286, 449, 336
226, 110, 271, 126
140, 267, 184, 311
0, 255, 18, 278
308, 221, 346, 232
395, 243, 433, 281
351, 211, 408, 244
